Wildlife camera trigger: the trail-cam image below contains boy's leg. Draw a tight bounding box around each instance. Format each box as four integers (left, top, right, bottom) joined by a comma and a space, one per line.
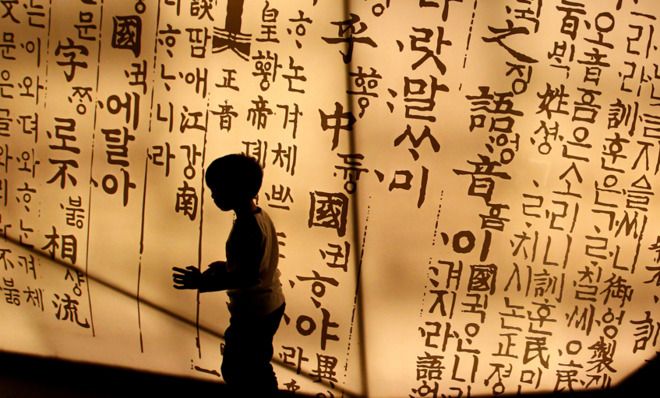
221, 304, 286, 393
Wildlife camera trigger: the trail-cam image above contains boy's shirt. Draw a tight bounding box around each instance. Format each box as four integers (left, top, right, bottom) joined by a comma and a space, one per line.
225, 207, 285, 317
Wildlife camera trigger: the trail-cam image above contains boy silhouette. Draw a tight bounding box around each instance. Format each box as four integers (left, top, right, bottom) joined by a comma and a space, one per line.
172, 154, 285, 396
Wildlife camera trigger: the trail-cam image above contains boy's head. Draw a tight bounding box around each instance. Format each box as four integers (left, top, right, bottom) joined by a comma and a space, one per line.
205, 154, 263, 211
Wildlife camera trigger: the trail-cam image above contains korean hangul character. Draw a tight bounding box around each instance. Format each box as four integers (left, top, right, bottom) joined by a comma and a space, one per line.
180, 143, 201, 179
264, 184, 293, 210
488, 130, 520, 165
347, 66, 380, 117
295, 307, 339, 350
572, 87, 602, 124
252, 50, 281, 91
102, 127, 135, 167
18, 254, 36, 279
124, 60, 148, 95
185, 27, 209, 58
584, 12, 615, 50
599, 307, 625, 339
506, 62, 533, 95
0, 69, 14, 99
149, 143, 175, 177
626, 175, 653, 212
575, 262, 603, 302
2, 277, 20, 306
25, 0, 47, 29
271, 142, 297, 176
601, 132, 629, 173
436, 259, 464, 291
527, 300, 558, 335
100, 168, 136, 207
19, 112, 39, 143
0, 31, 16, 60
242, 140, 268, 169
619, 61, 653, 97
547, 40, 575, 77
286, 10, 312, 49
49, 117, 79, 155
156, 101, 174, 133
17, 149, 39, 177
375, 165, 429, 208
282, 56, 306, 94
22, 37, 42, 67
62, 195, 85, 229
334, 153, 368, 194
403, 75, 447, 122
276, 102, 301, 139
278, 346, 309, 375
0, 143, 12, 172
158, 24, 182, 57
320, 241, 350, 272
508, 0, 541, 33
499, 296, 525, 332
16, 182, 36, 212
103, 92, 140, 130
479, 202, 510, 232
418, 321, 453, 351
23, 286, 43, 310
562, 126, 592, 162
641, 112, 660, 139
68, 86, 93, 115
461, 291, 489, 323
0, 108, 10, 137
65, 267, 86, 296
158, 62, 175, 92
594, 174, 623, 210
180, 66, 207, 98
410, 380, 439, 398
296, 270, 338, 308
555, 162, 583, 198
75, 10, 97, 41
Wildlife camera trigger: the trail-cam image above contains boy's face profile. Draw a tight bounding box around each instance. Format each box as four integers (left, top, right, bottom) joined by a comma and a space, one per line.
209, 180, 236, 211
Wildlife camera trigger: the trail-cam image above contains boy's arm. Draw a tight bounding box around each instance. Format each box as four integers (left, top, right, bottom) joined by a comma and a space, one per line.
197, 261, 228, 292
172, 220, 264, 292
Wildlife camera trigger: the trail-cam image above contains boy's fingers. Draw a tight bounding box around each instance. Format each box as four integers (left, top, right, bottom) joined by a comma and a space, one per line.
172, 266, 188, 274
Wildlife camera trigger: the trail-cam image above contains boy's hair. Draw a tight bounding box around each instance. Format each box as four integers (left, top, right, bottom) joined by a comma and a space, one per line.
205, 154, 263, 199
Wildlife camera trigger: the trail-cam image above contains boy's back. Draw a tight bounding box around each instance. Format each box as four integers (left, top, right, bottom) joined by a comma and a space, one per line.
225, 207, 284, 318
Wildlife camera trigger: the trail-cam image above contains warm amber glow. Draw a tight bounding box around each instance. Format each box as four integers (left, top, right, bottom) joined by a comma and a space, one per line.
0, 1, 658, 397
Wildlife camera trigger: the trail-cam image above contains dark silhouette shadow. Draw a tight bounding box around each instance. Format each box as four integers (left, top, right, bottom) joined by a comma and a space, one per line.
172, 154, 287, 396
0, 350, 312, 398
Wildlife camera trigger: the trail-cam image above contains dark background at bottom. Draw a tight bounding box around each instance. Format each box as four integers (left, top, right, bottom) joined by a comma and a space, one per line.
0, 350, 656, 397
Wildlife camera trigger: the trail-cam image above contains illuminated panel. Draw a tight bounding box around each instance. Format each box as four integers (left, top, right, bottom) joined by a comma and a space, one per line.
0, 1, 657, 397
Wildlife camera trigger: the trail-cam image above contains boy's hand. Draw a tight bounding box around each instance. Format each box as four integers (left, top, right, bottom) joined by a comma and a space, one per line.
172, 265, 201, 290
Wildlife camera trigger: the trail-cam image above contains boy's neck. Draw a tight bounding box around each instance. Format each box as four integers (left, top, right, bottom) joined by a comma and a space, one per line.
234, 201, 257, 218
